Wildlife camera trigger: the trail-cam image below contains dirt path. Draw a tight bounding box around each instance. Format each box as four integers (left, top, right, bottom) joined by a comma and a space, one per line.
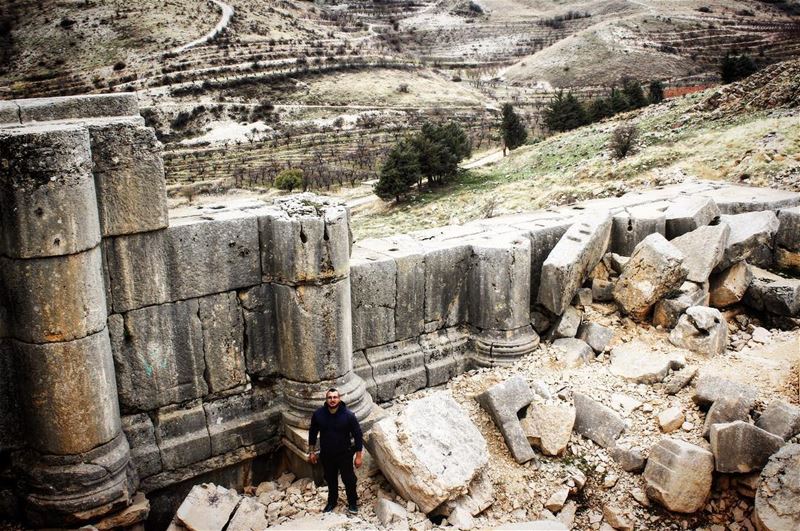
172, 0, 235, 53
463, 148, 505, 169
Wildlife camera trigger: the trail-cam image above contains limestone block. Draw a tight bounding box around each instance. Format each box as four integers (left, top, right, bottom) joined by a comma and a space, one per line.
227, 497, 269, 531
664, 196, 720, 239
693, 374, 758, 410
756, 400, 800, 441
592, 278, 615, 302
653, 281, 709, 329
0, 101, 19, 124
108, 300, 207, 412
375, 498, 408, 528
705, 185, 800, 214
0, 124, 100, 258
669, 306, 728, 356
603, 505, 633, 531
16, 93, 139, 123
703, 396, 751, 438
717, 211, 779, 271
670, 224, 730, 283
609, 446, 646, 473
434, 470, 494, 518
775, 206, 800, 251
613, 233, 688, 321
576, 322, 614, 353
743, 266, 800, 317
87, 122, 168, 236
521, 219, 571, 299
710, 421, 784, 473
419, 328, 470, 387
477, 376, 536, 463
12, 329, 121, 455
537, 213, 612, 315
121, 413, 162, 479
572, 287, 593, 307
273, 280, 352, 383
664, 366, 698, 395
203, 389, 281, 456
175, 483, 241, 531
259, 195, 350, 284
609, 341, 685, 384
774, 247, 800, 274
155, 401, 212, 470
238, 284, 278, 377
611, 205, 666, 256
364, 339, 427, 402
644, 438, 713, 513
573, 392, 626, 448
350, 250, 396, 351
1, 246, 106, 343
423, 241, 471, 329
365, 393, 488, 514
0, 340, 21, 452
550, 306, 582, 339
520, 402, 575, 456
709, 261, 753, 307
754, 444, 800, 531
552, 338, 593, 369
544, 486, 569, 512
198, 292, 247, 393
657, 407, 685, 433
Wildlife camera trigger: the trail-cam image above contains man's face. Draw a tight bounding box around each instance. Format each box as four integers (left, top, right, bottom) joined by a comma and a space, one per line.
326, 392, 341, 408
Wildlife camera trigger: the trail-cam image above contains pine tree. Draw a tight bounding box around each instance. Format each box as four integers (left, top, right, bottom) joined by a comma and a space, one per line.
500, 103, 528, 154
622, 78, 647, 109
374, 138, 421, 202
648, 80, 665, 104
609, 87, 630, 114
544, 91, 588, 132
587, 98, 613, 122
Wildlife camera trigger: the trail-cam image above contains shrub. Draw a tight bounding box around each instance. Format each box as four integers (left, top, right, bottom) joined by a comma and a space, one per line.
720, 53, 757, 83
274, 169, 304, 191
113, 61, 126, 71
609, 123, 639, 159
648, 80, 665, 104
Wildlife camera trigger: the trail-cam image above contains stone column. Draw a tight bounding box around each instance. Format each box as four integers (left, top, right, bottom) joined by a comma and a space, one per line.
0, 125, 133, 526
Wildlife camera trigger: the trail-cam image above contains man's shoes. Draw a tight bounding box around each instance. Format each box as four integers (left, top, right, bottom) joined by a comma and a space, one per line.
323, 503, 336, 513
347, 503, 358, 514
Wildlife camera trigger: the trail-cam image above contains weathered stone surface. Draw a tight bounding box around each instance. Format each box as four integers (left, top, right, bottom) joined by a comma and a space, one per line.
550, 306, 582, 339
121, 413, 162, 479
644, 438, 714, 513
477, 376, 536, 463
743, 266, 800, 317
364, 339, 427, 402
717, 211, 780, 271
664, 366, 698, 395
693, 374, 758, 409
16, 93, 139, 123
756, 400, 800, 441
203, 390, 280, 456
520, 402, 575, 456
375, 498, 408, 528
709, 261, 753, 307
609, 341, 685, 384
669, 306, 728, 356
611, 205, 666, 256
238, 284, 278, 377
0, 246, 106, 343
573, 393, 626, 448
544, 486, 569, 512
423, 241, 471, 330
175, 483, 241, 531
227, 496, 269, 531
0, 341, 20, 452
653, 281, 709, 329
419, 328, 470, 388
572, 287, 593, 307
93, 491, 150, 530
775, 206, 800, 251
670, 224, 730, 283
657, 407, 685, 433
365, 393, 488, 514
494, 521, 568, 530
350, 250, 396, 351
592, 278, 615, 302
706, 185, 800, 214
87, 122, 168, 236
0, 101, 19, 124
609, 446, 646, 473
537, 213, 612, 315
519, 219, 572, 301
109, 300, 207, 411
710, 421, 784, 473
754, 444, 800, 531
603, 504, 633, 531
703, 396, 751, 438
664, 196, 720, 239
0, 125, 101, 258
613, 233, 688, 321
552, 338, 593, 369
199, 292, 246, 393
576, 322, 614, 353
155, 401, 212, 470
435, 470, 494, 518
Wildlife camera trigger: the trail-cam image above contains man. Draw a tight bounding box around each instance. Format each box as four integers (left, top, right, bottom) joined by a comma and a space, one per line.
308, 388, 363, 514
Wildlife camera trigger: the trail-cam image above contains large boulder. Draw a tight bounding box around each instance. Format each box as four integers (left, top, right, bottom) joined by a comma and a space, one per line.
709, 261, 753, 308
365, 393, 489, 514
717, 211, 780, 271
644, 438, 714, 513
668, 306, 728, 356
670, 224, 730, 283
710, 421, 785, 474
613, 233, 688, 321
573, 393, 625, 448
609, 341, 685, 384
477, 376, 536, 463
754, 444, 800, 531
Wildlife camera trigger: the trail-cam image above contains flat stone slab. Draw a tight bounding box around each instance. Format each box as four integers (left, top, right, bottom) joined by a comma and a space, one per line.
700, 184, 800, 214
477, 376, 536, 463
718, 211, 779, 271
756, 400, 800, 441
743, 266, 800, 317
693, 374, 758, 410
609, 341, 685, 384
754, 444, 800, 531
175, 483, 242, 531
664, 196, 720, 239
573, 392, 625, 448
710, 421, 784, 473
644, 438, 714, 514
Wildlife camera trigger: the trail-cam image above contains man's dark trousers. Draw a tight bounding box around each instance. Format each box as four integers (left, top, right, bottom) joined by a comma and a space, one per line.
322, 451, 357, 507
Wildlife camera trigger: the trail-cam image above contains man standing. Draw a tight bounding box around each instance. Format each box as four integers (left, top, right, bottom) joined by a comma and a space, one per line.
308, 388, 363, 514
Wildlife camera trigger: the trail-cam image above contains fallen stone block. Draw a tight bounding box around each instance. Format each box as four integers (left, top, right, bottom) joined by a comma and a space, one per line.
537, 212, 612, 315
653, 281, 709, 329
709, 261, 753, 308
703, 396, 751, 439
174, 483, 241, 531
375, 498, 408, 528
477, 376, 536, 463
743, 266, 800, 317
592, 278, 615, 302
664, 196, 720, 239
576, 322, 614, 353
611, 204, 666, 256
664, 366, 698, 395
609, 446, 646, 473
613, 233, 688, 321
754, 443, 800, 531
366, 392, 489, 514
552, 338, 593, 369
693, 374, 758, 410
756, 400, 800, 441
572, 287, 593, 307
573, 393, 626, 448
658, 407, 685, 433
775, 206, 800, 273
718, 211, 780, 271
227, 497, 269, 531
670, 224, 730, 283
520, 402, 575, 456
710, 421, 784, 473
644, 438, 714, 513
669, 306, 728, 356
607, 253, 629, 275
545, 486, 569, 512
549, 306, 582, 339
609, 341, 685, 384
434, 470, 494, 518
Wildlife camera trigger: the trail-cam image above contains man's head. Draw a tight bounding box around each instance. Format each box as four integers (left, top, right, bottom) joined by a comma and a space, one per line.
325, 388, 341, 410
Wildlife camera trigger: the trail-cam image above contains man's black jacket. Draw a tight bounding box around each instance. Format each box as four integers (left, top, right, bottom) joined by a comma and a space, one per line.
308, 400, 363, 457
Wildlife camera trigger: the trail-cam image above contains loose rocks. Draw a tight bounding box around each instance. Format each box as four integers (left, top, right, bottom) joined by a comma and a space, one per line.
709, 261, 753, 308
669, 306, 728, 356
477, 376, 536, 464
573, 393, 626, 448
576, 322, 614, 353
644, 438, 714, 513
609, 341, 685, 384
520, 402, 576, 457
551, 338, 594, 369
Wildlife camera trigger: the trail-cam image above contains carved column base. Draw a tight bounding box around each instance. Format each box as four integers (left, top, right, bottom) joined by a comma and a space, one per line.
470, 325, 541, 367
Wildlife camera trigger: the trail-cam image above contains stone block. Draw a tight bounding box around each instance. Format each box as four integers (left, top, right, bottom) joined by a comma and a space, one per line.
572, 287, 593, 307
743, 266, 800, 317
657, 407, 685, 433
775, 206, 800, 251
774, 247, 800, 274
644, 438, 713, 513
693, 374, 758, 409
703, 396, 751, 438
664, 196, 720, 239
198, 292, 246, 393
434, 470, 494, 518
669, 306, 728, 356
592, 278, 615, 302
477, 376, 536, 463
12, 330, 121, 455
375, 498, 408, 528
609, 341, 685, 384
537, 212, 612, 315
350, 250, 396, 351
419, 328, 469, 387
521, 219, 572, 300
0, 246, 106, 343
573, 392, 625, 448
108, 300, 207, 412
653, 281, 709, 328
754, 443, 800, 531
576, 322, 614, 352
613, 233, 688, 321
520, 402, 575, 457
705, 184, 800, 214
423, 241, 471, 329
364, 339, 427, 402
174, 483, 241, 531
552, 338, 593, 369
121, 413, 163, 479
238, 284, 278, 377
709, 261, 753, 308
710, 421, 784, 473
154, 401, 212, 470
664, 366, 698, 395
549, 306, 582, 339
609, 446, 646, 473
717, 211, 780, 271
0, 340, 21, 452
0, 101, 19, 124
611, 205, 666, 256
16, 93, 139, 123
87, 122, 168, 236
670, 224, 730, 283
352, 349, 376, 399
203, 389, 281, 456
0, 124, 100, 258
756, 400, 800, 441
227, 497, 269, 531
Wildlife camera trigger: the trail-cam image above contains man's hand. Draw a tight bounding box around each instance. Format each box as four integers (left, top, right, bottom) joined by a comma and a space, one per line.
309, 452, 318, 465
354, 451, 363, 469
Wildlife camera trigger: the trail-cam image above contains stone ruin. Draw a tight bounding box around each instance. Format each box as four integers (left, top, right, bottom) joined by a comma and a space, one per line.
0, 93, 799, 529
